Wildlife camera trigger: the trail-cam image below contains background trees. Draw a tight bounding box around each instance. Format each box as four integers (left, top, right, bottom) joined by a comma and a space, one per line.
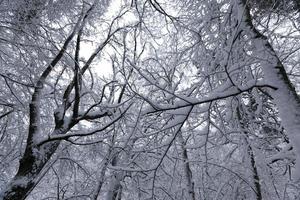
1, 0, 300, 199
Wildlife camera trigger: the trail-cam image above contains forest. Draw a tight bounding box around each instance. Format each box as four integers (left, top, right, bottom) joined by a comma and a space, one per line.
1, 0, 300, 199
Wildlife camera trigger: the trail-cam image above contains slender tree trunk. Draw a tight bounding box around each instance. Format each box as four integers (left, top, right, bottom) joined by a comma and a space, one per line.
237, 106, 262, 200
106, 156, 124, 200
178, 133, 196, 200
91, 155, 111, 200
248, 144, 262, 200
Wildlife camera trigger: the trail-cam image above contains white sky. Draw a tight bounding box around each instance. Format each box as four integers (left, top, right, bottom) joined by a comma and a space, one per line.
80, 0, 137, 78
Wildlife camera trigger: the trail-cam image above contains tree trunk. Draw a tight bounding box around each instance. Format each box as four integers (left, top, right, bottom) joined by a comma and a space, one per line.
248, 144, 262, 200
0, 140, 60, 200
178, 133, 196, 200
239, 0, 300, 179
237, 106, 262, 200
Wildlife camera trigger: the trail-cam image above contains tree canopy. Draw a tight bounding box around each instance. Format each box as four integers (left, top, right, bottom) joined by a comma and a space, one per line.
1, 0, 300, 199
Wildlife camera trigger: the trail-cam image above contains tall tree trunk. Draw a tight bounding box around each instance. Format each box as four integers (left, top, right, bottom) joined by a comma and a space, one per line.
237, 107, 262, 200
248, 144, 262, 200
92, 143, 118, 200
0, 5, 84, 198
106, 156, 124, 200
238, 0, 300, 179
178, 133, 196, 200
